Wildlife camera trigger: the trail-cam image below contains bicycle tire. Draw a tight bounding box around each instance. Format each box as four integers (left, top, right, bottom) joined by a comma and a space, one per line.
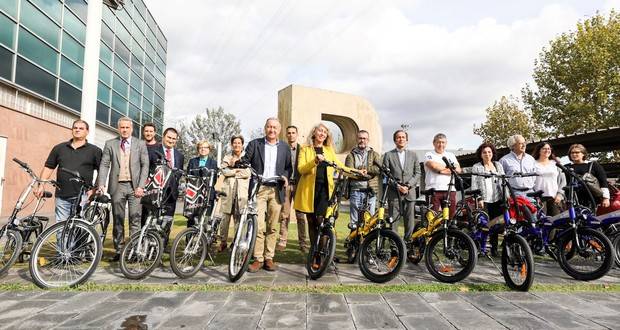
83, 204, 109, 244
170, 227, 208, 279
120, 230, 163, 280
306, 227, 336, 280
29, 220, 102, 288
501, 234, 534, 291
424, 229, 477, 283
557, 227, 614, 281
358, 229, 405, 283
228, 214, 257, 282
0, 228, 23, 275
612, 234, 620, 268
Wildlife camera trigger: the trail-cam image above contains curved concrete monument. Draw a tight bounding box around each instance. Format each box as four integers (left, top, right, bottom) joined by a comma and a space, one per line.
277, 85, 382, 160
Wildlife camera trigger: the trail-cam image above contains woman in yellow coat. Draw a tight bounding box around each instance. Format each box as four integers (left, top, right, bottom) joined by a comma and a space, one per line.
294, 123, 358, 260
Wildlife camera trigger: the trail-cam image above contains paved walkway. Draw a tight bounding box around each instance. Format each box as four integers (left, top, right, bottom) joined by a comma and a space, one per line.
0, 290, 618, 329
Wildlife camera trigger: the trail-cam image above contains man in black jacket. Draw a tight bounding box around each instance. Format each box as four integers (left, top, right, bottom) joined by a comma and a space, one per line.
244, 118, 292, 272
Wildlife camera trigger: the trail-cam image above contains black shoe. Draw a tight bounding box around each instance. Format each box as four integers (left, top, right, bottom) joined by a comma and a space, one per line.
108, 254, 120, 262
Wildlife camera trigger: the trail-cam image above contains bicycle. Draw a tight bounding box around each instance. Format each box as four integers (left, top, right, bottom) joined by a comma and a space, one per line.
170, 167, 226, 278
519, 163, 615, 281
347, 161, 406, 283
407, 157, 478, 283
119, 159, 182, 280
0, 158, 57, 275
29, 168, 102, 288
228, 164, 283, 282
467, 171, 537, 291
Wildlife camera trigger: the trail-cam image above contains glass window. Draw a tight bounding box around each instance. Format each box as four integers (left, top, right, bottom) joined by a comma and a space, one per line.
99, 42, 112, 66
0, 46, 13, 80
130, 71, 141, 91
130, 54, 143, 75
97, 81, 111, 105
111, 92, 127, 113
129, 86, 141, 107
128, 104, 140, 122
153, 106, 163, 122
142, 112, 152, 125
102, 5, 115, 28
154, 67, 165, 85
0, 0, 18, 19
101, 22, 114, 48
114, 55, 129, 81
134, 0, 146, 18
155, 81, 165, 99
143, 97, 153, 114
63, 7, 85, 43
58, 80, 81, 111
18, 28, 58, 73
96, 101, 109, 125
143, 70, 153, 88
142, 84, 153, 102
112, 73, 128, 97
15, 56, 56, 99
154, 94, 164, 110
115, 40, 130, 66
116, 16, 131, 45
60, 56, 82, 87
110, 109, 123, 127
29, 0, 62, 22
65, 0, 87, 22
0, 13, 16, 49
98, 62, 112, 86
20, 0, 60, 48
61, 32, 84, 65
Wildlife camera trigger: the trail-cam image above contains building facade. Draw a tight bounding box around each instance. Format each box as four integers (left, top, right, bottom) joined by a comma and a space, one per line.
0, 0, 167, 216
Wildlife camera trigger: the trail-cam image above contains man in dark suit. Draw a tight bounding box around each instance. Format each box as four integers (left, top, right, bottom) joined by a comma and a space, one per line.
382, 130, 420, 240
159, 127, 184, 249
243, 118, 292, 272
276, 125, 307, 253
141, 122, 161, 227
98, 117, 149, 261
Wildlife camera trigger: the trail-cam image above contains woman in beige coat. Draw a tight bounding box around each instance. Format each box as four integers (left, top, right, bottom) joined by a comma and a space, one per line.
219, 135, 251, 251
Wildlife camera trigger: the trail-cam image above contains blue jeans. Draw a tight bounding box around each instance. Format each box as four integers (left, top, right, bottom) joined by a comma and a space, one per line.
349, 190, 376, 228
55, 197, 77, 223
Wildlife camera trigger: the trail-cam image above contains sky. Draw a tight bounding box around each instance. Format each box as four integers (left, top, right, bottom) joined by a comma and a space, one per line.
145, 0, 619, 151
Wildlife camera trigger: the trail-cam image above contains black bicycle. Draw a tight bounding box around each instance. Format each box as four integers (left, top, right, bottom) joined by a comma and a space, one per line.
170, 167, 226, 278
0, 158, 56, 275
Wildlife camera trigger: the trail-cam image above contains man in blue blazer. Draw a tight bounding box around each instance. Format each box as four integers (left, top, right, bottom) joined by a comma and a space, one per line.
243, 117, 292, 272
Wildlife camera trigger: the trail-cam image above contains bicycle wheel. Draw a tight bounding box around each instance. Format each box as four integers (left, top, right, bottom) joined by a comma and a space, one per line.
358, 229, 405, 283
557, 227, 614, 281
425, 229, 477, 283
29, 220, 102, 288
120, 231, 163, 280
0, 228, 22, 275
501, 234, 534, 291
83, 205, 109, 243
228, 214, 257, 282
612, 234, 620, 268
170, 227, 208, 278
306, 227, 336, 280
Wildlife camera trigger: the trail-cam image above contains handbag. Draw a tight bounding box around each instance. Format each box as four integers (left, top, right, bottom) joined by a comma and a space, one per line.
581, 162, 604, 200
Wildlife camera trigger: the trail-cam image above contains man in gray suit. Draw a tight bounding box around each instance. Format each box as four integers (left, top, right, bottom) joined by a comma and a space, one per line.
382, 130, 420, 241
98, 117, 149, 261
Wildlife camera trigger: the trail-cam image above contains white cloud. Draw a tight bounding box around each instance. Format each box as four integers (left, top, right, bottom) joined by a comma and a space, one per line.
145, 0, 612, 151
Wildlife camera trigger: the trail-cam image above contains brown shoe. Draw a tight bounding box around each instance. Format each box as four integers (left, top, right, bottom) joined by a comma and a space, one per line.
248, 260, 263, 273
276, 243, 286, 252
263, 259, 277, 271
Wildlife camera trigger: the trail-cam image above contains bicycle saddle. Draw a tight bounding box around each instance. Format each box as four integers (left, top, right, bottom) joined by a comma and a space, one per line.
526, 190, 544, 199
464, 189, 481, 196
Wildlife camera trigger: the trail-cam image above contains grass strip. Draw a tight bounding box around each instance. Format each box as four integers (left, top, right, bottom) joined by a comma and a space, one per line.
1, 282, 618, 294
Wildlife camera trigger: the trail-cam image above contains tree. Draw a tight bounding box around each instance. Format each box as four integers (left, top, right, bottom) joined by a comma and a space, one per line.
176, 107, 241, 160
473, 96, 541, 147
522, 11, 620, 135
249, 127, 264, 140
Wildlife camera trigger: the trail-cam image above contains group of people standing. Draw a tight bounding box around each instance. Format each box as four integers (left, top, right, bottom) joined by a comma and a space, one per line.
36, 116, 612, 272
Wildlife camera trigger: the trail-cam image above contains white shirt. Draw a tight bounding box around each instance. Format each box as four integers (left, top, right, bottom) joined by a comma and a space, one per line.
424, 150, 459, 191
397, 148, 406, 169
263, 139, 279, 179
533, 161, 561, 198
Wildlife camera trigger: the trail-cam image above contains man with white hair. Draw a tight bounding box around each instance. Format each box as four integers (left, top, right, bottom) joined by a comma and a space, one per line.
499, 134, 537, 196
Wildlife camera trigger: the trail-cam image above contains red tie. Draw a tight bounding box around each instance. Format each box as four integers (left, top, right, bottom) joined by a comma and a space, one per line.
165, 148, 172, 167
120, 139, 127, 152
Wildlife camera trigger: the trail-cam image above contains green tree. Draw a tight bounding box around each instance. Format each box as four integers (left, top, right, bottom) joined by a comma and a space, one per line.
522, 11, 620, 135
176, 107, 241, 160
473, 96, 541, 147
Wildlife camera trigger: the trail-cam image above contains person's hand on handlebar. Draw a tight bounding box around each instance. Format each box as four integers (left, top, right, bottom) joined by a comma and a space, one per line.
134, 187, 145, 198
33, 184, 45, 198
315, 154, 325, 164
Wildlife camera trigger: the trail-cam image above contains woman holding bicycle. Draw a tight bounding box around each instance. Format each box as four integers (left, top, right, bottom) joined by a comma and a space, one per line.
566, 144, 610, 209
218, 135, 251, 252
294, 123, 358, 268
531, 142, 566, 216
470, 142, 504, 256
